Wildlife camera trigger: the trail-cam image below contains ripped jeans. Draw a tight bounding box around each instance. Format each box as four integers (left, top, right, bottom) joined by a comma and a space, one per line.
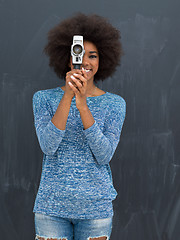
34, 212, 113, 240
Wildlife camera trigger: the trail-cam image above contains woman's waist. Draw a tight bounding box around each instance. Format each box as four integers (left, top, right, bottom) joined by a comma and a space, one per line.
37, 171, 117, 201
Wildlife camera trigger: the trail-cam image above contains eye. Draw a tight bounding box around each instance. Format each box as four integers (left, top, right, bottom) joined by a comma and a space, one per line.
89, 55, 97, 58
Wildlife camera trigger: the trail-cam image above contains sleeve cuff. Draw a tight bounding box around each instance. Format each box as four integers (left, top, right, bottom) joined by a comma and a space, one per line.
83, 120, 101, 136
48, 120, 66, 136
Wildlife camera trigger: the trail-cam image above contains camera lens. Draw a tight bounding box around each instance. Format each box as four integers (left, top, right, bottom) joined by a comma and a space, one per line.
73, 44, 82, 54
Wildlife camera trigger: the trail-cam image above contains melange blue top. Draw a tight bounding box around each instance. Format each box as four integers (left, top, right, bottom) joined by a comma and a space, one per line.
32, 86, 126, 219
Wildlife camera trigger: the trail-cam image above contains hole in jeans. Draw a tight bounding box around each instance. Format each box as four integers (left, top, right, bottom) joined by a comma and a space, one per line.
88, 236, 108, 240
35, 235, 67, 240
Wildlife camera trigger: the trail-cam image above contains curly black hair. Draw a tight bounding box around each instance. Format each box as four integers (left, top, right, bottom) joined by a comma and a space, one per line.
43, 13, 124, 82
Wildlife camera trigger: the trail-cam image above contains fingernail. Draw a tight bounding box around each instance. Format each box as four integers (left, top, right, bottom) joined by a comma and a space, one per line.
73, 73, 78, 76
70, 75, 75, 79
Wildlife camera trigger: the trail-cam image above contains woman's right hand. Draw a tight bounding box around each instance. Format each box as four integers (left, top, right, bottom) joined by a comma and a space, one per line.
64, 69, 83, 98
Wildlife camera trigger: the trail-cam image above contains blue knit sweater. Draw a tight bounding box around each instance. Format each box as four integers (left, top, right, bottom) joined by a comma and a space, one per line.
32, 86, 126, 219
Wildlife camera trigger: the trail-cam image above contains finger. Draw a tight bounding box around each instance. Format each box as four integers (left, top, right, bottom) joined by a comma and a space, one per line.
70, 75, 83, 89
72, 69, 82, 74
66, 69, 82, 77
81, 67, 88, 79
68, 81, 80, 93
72, 73, 87, 86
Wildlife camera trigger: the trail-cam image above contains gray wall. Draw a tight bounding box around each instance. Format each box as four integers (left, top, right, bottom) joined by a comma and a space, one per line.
0, 0, 180, 239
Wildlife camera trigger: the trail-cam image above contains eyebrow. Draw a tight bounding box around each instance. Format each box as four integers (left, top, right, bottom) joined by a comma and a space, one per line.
89, 51, 98, 54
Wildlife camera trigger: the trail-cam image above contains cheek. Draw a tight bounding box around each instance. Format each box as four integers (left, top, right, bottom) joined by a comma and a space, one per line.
96, 58, 99, 67
95, 61, 99, 71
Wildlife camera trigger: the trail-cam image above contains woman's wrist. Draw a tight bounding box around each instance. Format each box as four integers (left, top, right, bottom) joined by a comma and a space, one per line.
78, 104, 89, 112
63, 91, 74, 100
79, 105, 95, 130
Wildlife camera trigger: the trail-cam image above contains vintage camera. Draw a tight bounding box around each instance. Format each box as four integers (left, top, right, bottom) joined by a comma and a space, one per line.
71, 35, 85, 69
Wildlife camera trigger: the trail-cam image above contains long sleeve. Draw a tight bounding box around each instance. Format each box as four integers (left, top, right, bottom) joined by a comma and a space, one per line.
83, 98, 126, 165
32, 91, 65, 155
32, 87, 125, 220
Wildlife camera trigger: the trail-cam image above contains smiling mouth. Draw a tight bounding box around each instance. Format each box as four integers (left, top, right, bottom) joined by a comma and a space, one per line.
82, 67, 91, 72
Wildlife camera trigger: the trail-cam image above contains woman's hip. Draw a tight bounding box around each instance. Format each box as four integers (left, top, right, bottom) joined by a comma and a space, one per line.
34, 212, 113, 240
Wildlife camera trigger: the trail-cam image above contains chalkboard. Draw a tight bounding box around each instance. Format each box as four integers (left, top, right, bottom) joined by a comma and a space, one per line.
0, 0, 180, 239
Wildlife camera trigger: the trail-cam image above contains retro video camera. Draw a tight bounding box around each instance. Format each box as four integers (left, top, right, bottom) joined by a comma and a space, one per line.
71, 35, 85, 69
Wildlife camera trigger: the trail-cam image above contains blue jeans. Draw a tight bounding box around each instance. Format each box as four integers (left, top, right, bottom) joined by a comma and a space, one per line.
34, 212, 113, 240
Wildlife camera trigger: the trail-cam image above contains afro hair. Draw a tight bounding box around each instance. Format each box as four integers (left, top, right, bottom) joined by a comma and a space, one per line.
43, 13, 124, 82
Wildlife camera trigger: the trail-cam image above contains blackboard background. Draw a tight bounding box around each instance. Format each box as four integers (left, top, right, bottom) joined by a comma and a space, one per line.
0, 0, 180, 239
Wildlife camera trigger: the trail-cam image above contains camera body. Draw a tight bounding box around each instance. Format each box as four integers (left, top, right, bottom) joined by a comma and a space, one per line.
71, 35, 85, 69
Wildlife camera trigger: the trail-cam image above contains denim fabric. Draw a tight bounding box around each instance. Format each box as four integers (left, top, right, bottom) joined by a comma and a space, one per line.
34, 212, 113, 240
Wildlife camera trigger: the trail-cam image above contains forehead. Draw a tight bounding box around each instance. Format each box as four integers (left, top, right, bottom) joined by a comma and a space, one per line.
84, 41, 98, 53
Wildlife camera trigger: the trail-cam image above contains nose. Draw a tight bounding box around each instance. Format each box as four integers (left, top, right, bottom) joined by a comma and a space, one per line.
82, 55, 89, 68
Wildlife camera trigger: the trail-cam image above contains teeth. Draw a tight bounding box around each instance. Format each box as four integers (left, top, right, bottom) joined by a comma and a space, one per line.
82, 67, 91, 72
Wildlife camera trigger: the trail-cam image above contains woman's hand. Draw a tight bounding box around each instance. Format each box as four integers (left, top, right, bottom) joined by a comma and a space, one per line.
64, 69, 83, 99
68, 68, 88, 111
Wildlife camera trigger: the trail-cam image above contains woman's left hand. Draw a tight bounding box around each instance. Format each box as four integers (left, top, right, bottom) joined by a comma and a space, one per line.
68, 68, 88, 111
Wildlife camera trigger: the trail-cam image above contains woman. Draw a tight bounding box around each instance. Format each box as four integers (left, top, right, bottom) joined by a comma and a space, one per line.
32, 13, 126, 240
